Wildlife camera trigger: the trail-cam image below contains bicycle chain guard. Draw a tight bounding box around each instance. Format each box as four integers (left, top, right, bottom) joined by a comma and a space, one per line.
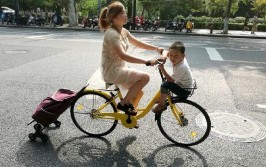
120, 114, 137, 128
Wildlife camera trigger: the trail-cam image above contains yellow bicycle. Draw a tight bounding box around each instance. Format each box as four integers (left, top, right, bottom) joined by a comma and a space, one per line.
70, 67, 211, 146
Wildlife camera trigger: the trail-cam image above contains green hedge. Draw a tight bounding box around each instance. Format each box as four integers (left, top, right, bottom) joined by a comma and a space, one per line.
257, 24, 266, 31
194, 22, 266, 31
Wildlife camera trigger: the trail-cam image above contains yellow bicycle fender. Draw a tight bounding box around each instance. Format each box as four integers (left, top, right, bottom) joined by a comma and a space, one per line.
83, 88, 112, 98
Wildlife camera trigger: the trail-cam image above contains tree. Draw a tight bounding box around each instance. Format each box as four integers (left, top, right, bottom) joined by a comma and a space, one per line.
252, 0, 266, 22
68, 0, 77, 27
79, 0, 99, 17
223, 0, 234, 34
204, 0, 239, 34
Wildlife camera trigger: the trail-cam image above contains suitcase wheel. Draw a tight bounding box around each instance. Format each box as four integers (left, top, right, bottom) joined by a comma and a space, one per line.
54, 121, 61, 128
34, 124, 42, 131
28, 133, 36, 141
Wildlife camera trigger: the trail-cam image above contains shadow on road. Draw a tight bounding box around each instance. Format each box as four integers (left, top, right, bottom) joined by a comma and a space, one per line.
17, 135, 208, 166
143, 144, 208, 167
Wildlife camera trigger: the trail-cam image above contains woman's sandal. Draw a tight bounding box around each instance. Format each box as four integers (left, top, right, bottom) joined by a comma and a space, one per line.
152, 104, 167, 113
117, 103, 137, 116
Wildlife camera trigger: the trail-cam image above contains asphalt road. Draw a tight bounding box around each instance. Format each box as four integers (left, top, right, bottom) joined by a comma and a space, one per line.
0, 27, 265, 167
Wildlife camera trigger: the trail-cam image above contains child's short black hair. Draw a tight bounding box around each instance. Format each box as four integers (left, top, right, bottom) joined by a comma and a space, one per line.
169, 41, 185, 54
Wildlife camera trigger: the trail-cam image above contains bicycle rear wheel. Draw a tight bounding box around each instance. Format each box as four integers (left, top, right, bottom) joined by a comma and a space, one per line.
70, 91, 118, 137
157, 99, 211, 146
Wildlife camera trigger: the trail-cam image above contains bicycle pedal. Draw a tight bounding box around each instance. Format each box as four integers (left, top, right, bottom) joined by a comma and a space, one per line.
125, 110, 137, 116
129, 125, 139, 129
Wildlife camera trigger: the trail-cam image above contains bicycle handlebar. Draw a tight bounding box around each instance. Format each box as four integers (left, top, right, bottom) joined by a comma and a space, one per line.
158, 69, 165, 82
156, 59, 166, 82
145, 59, 166, 82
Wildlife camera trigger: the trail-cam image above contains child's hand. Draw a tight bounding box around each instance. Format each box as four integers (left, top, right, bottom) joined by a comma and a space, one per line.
158, 64, 164, 70
156, 47, 164, 55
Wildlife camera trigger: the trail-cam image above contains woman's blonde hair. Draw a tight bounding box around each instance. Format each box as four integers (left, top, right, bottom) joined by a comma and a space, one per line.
99, 1, 124, 31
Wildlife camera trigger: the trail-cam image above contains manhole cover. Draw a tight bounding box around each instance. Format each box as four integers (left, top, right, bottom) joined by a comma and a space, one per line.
197, 111, 266, 142
5, 50, 27, 54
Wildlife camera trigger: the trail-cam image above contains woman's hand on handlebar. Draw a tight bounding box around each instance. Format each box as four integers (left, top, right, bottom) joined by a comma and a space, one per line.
146, 58, 166, 66
145, 59, 158, 66
157, 57, 167, 64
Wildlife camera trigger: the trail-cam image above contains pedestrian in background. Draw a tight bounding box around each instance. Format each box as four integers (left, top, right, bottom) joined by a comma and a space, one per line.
243, 12, 249, 31
251, 14, 258, 34
209, 18, 215, 34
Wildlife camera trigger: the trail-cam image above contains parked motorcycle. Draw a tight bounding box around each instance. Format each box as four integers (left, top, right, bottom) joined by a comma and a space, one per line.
177, 19, 185, 32
152, 18, 160, 31
27, 14, 45, 26
6, 13, 15, 25
27, 15, 36, 26
50, 14, 63, 27
143, 19, 152, 31
186, 20, 194, 33
82, 17, 92, 28
165, 19, 178, 32
36, 15, 46, 26
91, 16, 98, 29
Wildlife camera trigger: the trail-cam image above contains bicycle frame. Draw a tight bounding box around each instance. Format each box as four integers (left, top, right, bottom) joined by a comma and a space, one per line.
84, 85, 184, 128
72, 67, 211, 146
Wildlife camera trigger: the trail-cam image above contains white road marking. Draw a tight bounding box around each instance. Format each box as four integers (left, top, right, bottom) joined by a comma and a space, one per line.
25, 35, 102, 42
223, 60, 266, 64
26, 34, 55, 39
86, 68, 106, 89
206, 47, 224, 61
257, 104, 266, 109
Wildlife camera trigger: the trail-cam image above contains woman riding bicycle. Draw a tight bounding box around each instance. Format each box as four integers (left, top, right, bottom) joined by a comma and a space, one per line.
99, 1, 163, 115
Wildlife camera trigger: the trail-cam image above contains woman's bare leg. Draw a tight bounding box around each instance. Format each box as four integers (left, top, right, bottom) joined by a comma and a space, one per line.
132, 90, 144, 108
121, 74, 149, 106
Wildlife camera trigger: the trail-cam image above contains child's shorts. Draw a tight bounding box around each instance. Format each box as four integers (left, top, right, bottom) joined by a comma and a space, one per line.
161, 81, 191, 99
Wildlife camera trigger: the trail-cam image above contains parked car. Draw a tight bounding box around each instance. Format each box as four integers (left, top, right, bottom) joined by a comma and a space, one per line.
0, 6, 15, 24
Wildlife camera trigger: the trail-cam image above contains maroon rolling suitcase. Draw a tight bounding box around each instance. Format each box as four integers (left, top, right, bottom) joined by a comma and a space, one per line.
32, 88, 77, 127
28, 85, 87, 142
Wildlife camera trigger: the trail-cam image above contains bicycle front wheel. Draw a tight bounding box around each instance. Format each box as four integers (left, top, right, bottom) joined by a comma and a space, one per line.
70, 91, 118, 137
157, 99, 211, 146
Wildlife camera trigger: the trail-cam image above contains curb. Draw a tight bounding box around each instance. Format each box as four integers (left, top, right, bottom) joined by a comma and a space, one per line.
1, 24, 266, 39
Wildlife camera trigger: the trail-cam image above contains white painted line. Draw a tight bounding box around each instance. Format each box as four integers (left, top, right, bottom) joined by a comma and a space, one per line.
86, 68, 106, 89
206, 47, 224, 61
26, 34, 55, 39
257, 104, 266, 109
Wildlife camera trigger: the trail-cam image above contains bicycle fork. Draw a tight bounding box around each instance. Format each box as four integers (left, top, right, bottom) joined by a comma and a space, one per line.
167, 96, 186, 126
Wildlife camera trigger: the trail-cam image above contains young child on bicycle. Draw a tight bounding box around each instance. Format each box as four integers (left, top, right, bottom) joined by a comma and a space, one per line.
153, 41, 193, 113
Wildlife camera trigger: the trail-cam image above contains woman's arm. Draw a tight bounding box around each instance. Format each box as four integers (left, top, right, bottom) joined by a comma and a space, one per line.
157, 50, 169, 64
126, 30, 163, 54
112, 44, 157, 65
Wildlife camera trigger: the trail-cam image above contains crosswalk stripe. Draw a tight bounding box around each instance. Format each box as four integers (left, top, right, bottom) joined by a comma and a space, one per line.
206, 47, 223, 61
257, 104, 266, 109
